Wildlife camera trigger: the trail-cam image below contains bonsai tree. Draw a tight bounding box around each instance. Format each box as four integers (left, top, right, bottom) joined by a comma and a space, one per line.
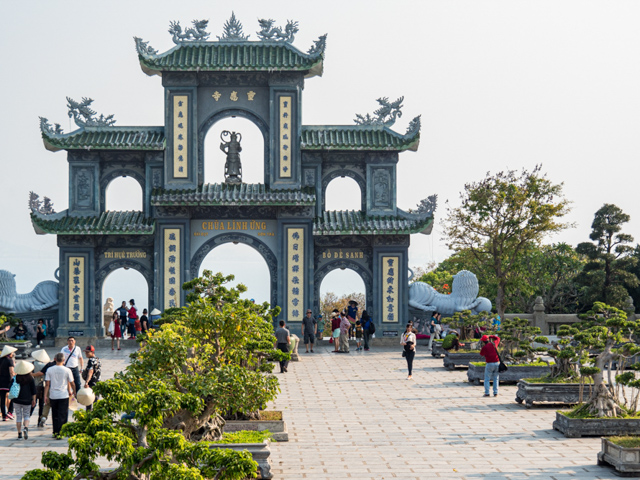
498, 317, 549, 364
569, 302, 640, 418
442, 310, 496, 342
544, 323, 584, 381
23, 271, 288, 480
0, 312, 19, 342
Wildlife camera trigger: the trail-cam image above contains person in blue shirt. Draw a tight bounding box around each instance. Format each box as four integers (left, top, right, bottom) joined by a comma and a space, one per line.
347, 300, 359, 339
493, 315, 501, 331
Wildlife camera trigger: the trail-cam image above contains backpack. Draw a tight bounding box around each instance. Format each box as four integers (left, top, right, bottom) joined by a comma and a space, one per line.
368, 320, 376, 334
8, 378, 20, 400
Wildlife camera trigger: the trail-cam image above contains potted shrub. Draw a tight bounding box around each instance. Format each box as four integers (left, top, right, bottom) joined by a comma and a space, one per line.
22, 271, 289, 480
211, 430, 274, 479
441, 310, 494, 369
552, 302, 640, 438
599, 436, 640, 475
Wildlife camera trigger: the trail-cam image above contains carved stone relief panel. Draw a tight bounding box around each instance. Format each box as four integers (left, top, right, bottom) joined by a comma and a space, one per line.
75, 167, 94, 209
373, 169, 391, 208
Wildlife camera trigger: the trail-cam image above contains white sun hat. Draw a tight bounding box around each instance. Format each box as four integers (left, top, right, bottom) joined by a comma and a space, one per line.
31, 349, 51, 363
150, 308, 161, 315
76, 387, 96, 406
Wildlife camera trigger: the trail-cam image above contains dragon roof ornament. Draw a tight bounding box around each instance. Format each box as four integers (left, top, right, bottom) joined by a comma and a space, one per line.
256, 18, 299, 43
133, 37, 158, 56
29, 192, 56, 215
404, 115, 421, 137
169, 19, 210, 44
354, 97, 405, 127
39, 117, 64, 136
416, 195, 437, 217
67, 97, 116, 128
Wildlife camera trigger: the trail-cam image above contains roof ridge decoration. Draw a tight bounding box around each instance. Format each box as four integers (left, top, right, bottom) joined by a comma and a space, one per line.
404, 115, 421, 138
28, 192, 56, 215
67, 97, 116, 128
169, 19, 211, 43
39, 117, 64, 136
218, 12, 249, 41
256, 18, 299, 43
133, 37, 158, 55
354, 97, 404, 127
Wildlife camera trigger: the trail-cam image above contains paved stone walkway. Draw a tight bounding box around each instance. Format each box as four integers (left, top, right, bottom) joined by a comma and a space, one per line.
0, 344, 616, 479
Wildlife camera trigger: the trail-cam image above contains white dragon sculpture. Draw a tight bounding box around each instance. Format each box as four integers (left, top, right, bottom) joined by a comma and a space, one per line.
408, 270, 492, 315
0, 270, 59, 313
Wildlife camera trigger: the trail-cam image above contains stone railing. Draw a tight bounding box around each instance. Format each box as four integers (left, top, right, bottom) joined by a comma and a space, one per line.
504, 296, 637, 335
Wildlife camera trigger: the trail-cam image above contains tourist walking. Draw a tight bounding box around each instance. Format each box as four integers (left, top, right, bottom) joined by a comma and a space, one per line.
361, 310, 373, 351
36, 319, 47, 345
109, 311, 122, 350
274, 321, 290, 373
117, 301, 128, 338
331, 311, 341, 352
480, 335, 500, 397
401, 323, 417, 380
61, 336, 83, 395
339, 311, 350, 353
44, 352, 75, 438
13, 360, 36, 439
0, 345, 17, 421
302, 309, 317, 353
82, 345, 101, 411
127, 299, 138, 339
31, 349, 53, 427
428, 312, 442, 351
347, 300, 358, 339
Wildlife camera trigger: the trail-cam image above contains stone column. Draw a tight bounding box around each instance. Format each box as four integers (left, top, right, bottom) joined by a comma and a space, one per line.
532, 296, 547, 334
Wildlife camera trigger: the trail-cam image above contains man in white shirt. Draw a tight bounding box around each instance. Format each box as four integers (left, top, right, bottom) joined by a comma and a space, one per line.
61, 336, 83, 394
44, 352, 75, 438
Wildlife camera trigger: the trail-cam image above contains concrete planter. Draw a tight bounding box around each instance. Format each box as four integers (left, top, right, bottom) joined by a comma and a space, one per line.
467, 364, 551, 385
515, 380, 587, 408
443, 351, 483, 370
553, 412, 640, 438
224, 414, 289, 442
210, 440, 272, 479
432, 342, 478, 358
0, 341, 33, 359
598, 437, 640, 476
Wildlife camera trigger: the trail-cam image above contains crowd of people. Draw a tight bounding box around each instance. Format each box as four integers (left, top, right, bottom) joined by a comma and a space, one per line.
0, 336, 101, 439
108, 299, 152, 350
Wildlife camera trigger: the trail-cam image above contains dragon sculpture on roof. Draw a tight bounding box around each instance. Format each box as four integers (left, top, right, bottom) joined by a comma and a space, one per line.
169, 19, 210, 43
354, 97, 404, 127
67, 97, 116, 128
257, 18, 299, 43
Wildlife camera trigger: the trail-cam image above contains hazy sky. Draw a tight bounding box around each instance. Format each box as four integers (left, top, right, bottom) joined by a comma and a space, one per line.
1, 1, 640, 310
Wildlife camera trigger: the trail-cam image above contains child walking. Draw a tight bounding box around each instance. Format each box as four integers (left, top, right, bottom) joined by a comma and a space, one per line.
355, 321, 363, 351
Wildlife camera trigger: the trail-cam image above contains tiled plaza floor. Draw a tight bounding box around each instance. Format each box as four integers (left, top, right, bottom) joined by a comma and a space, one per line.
0, 343, 617, 479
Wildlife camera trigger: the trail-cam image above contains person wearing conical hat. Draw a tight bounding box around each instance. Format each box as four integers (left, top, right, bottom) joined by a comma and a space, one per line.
31, 349, 54, 428
0, 345, 17, 421
13, 360, 36, 440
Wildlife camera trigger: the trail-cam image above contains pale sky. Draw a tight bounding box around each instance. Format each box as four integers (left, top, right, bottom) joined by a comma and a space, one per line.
1, 1, 640, 310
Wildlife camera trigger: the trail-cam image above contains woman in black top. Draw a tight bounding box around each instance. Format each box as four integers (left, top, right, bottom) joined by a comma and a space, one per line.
0, 347, 16, 420
140, 309, 149, 334
13, 361, 36, 439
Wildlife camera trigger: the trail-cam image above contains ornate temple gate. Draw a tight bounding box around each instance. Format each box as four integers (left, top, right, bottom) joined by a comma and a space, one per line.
30, 15, 435, 340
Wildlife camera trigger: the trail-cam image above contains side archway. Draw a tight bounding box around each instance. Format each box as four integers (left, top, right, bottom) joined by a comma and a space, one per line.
321, 168, 366, 212
197, 109, 270, 186
100, 169, 146, 212
190, 233, 278, 307
314, 260, 373, 315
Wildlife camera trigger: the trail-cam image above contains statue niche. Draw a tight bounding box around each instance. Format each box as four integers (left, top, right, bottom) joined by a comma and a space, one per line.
220, 130, 243, 184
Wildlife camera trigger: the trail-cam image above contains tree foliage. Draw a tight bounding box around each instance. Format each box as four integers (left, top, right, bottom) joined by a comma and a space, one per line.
0, 312, 20, 341
23, 271, 285, 480
442, 166, 572, 316
319, 291, 365, 333
576, 204, 639, 310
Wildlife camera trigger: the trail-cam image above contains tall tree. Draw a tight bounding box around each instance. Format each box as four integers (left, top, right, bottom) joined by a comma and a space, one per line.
576, 204, 639, 309
626, 245, 640, 313
442, 166, 572, 317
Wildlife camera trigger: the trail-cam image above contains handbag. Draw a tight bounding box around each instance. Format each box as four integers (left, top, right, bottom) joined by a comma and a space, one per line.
402, 350, 406, 357
8, 378, 20, 400
496, 345, 508, 373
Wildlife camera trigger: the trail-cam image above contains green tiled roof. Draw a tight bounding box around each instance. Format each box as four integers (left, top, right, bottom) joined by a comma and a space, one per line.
42, 127, 165, 152
31, 211, 155, 235
301, 125, 420, 152
151, 183, 316, 206
314, 210, 433, 235
138, 42, 324, 78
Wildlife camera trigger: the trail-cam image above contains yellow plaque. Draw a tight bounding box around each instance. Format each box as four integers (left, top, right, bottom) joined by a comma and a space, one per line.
164, 229, 181, 309
279, 96, 292, 178
173, 95, 188, 178
382, 256, 398, 323
68, 257, 84, 323
287, 228, 304, 321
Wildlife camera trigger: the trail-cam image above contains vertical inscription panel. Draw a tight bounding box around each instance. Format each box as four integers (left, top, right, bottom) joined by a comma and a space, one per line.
279, 96, 292, 178
68, 257, 85, 323
287, 228, 304, 321
382, 256, 399, 323
173, 95, 188, 178
164, 229, 181, 309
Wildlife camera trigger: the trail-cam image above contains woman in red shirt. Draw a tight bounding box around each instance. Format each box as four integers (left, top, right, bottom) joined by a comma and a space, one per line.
480, 335, 500, 397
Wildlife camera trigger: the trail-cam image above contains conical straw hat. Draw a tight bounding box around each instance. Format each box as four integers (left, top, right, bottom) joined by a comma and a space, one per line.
31, 349, 50, 363
14, 360, 34, 375
0, 345, 17, 358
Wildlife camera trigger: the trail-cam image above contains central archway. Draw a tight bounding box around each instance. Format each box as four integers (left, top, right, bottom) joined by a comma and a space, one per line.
314, 260, 373, 318
190, 233, 278, 307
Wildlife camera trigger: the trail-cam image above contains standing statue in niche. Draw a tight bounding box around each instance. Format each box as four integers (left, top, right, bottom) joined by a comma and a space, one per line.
220, 130, 243, 184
